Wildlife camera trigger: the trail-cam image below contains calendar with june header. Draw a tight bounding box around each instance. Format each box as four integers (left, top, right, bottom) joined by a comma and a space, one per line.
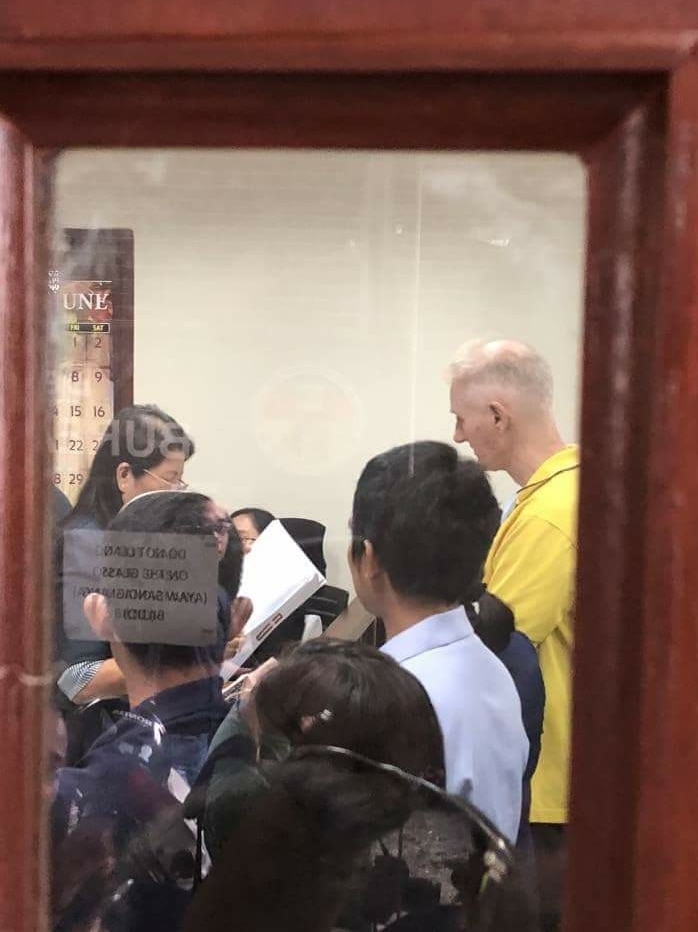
50, 229, 134, 502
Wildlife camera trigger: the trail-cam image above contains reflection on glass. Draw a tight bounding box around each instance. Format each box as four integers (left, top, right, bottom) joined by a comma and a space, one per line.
49, 149, 585, 932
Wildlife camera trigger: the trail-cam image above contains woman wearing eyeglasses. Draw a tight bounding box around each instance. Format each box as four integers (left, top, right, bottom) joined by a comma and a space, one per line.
53, 404, 196, 761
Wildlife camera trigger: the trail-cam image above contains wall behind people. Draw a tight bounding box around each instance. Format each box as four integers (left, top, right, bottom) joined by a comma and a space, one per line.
54, 149, 585, 589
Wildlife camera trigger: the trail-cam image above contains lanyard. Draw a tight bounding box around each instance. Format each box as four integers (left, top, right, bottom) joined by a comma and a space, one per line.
515, 463, 580, 501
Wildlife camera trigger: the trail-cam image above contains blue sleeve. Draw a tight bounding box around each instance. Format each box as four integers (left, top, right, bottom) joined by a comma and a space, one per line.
498, 633, 546, 782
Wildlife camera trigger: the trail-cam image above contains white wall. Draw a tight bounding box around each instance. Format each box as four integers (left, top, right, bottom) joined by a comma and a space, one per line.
55, 149, 586, 591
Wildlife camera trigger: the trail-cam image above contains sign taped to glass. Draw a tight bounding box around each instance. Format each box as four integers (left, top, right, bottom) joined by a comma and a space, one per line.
62, 530, 219, 645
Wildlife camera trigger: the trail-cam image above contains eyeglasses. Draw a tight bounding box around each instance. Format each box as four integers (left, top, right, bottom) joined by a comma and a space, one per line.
208, 521, 234, 536
288, 745, 515, 931
142, 468, 189, 490
175, 521, 234, 538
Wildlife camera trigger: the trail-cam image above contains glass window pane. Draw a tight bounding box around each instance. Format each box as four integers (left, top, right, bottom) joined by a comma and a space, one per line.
49, 148, 585, 932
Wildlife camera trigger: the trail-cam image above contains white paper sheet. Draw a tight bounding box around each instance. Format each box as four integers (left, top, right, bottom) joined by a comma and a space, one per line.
221, 520, 325, 680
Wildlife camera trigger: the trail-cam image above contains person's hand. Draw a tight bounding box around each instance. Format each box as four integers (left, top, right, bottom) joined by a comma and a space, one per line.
224, 598, 254, 660
224, 635, 245, 659
230, 596, 253, 637
238, 657, 278, 705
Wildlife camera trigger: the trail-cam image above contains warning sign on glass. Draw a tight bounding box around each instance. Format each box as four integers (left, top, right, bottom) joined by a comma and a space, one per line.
62, 530, 219, 646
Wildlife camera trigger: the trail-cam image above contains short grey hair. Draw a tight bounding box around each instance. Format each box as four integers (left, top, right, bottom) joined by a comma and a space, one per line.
448, 339, 554, 409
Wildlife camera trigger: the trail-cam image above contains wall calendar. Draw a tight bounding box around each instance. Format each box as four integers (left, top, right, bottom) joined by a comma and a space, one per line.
50, 229, 134, 503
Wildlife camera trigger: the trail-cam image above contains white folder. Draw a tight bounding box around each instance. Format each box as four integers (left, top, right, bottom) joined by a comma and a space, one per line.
221, 519, 325, 680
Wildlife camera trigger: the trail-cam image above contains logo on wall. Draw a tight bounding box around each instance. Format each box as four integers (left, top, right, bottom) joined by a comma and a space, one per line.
252, 368, 364, 477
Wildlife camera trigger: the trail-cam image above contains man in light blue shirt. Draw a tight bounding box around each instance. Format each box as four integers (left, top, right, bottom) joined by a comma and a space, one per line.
349, 441, 528, 842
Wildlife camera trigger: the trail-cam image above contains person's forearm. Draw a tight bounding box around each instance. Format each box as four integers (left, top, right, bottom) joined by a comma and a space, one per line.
72, 659, 126, 704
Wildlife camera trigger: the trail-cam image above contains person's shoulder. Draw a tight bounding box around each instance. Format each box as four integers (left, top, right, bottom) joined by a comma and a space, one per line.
56, 762, 91, 801
83, 707, 168, 774
408, 630, 503, 686
74, 712, 184, 821
398, 643, 465, 706
470, 633, 523, 686
54, 746, 123, 817
533, 468, 579, 507
513, 498, 577, 546
499, 630, 539, 665
63, 511, 102, 532
525, 462, 579, 527
498, 632, 544, 686
208, 706, 252, 754
52, 487, 72, 525
441, 639, 527, 745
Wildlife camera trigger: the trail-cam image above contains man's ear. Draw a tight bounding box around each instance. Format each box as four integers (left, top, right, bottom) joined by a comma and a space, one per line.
83, 592, 114, 641
115, 461, 132, 495
489, 401, 510, 430
361, 540, 383, 580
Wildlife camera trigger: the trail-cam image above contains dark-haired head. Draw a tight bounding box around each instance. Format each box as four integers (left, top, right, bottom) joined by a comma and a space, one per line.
253, 638, 444, 783
350, 441, 497, 611
280, 518, 327, 575
67, 404, 195, 529
230, 507, 276, 553
83, 491, 242, 674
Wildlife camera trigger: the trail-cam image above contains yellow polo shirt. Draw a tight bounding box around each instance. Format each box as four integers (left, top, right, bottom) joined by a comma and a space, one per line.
484, 445, 579, 824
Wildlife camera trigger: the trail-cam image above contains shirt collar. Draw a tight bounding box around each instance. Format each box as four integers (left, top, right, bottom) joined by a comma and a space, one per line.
516, 444, 580, 505
381, 605, 474, 664
133, 675, 224, 726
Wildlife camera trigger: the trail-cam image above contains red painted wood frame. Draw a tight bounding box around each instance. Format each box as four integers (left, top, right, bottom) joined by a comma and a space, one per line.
1, 5, 697, 932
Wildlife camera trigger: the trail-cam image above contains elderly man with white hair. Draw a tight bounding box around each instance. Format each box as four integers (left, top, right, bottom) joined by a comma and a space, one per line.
448, 338, 579, 932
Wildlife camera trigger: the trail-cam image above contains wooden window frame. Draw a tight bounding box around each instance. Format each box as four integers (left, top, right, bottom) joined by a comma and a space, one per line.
1, 6, 697, 931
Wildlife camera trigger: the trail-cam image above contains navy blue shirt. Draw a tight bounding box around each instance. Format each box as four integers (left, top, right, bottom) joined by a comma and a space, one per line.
498, 632, 545, 784
56, 675, 227, 816
53, 676, 227, 932
497, 631, 545, 850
